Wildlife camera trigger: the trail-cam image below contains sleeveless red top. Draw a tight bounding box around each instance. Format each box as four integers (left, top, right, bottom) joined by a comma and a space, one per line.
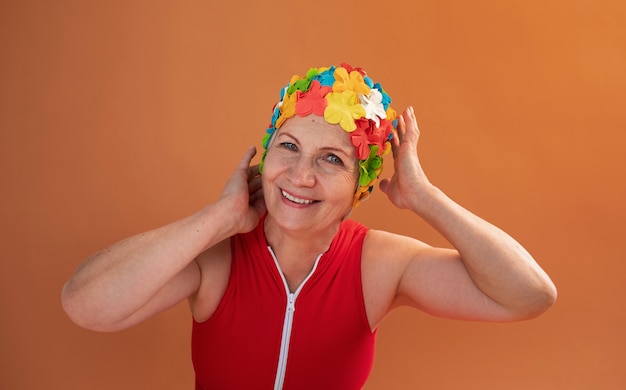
191, 216, 376, 389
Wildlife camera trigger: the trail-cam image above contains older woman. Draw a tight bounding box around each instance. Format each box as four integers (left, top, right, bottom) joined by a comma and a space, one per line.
62, 64, 556, 389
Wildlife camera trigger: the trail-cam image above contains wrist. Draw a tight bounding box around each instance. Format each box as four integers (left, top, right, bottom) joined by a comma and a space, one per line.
407, 182, 445, 216
191, 202, 241, 245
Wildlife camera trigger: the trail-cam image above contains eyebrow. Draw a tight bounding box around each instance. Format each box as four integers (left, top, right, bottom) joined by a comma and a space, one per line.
278, 131, 354, 157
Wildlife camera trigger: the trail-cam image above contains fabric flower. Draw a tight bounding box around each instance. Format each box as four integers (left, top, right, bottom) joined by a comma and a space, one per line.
296, 80, 330, 117
305, 67, 319, 80
363, 75, 374, 88
261, 63, 399, 208
288, 68, 319, 94
370, 119, 393, 154
292, 78, 312, 94
275, 90, 297, 128
373, 82, 391, 110
386, 106, 398, 123
314, 66, 336, 87
278, 85, 288, 101
350, 120, 373, 160
269, 105, 281, 127
262, 126, 276, 149
358, 145, 382, 187
359, 88, 387, 127
286, 74, 302, 95
324, 90, 366, 132
332, 67, 371, 96
340, 62, 366, 76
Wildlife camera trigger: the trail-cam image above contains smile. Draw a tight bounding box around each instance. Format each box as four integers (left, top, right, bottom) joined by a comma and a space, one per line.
281, 190, 316, 205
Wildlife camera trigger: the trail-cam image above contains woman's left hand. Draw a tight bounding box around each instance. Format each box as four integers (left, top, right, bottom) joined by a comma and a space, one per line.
379, 106, 431, 210
374, 107, 557, 323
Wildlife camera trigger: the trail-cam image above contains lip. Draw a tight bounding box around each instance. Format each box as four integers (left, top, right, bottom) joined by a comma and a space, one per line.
280, 188, 319, 206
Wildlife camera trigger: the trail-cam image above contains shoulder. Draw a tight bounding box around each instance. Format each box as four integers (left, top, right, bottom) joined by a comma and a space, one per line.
361, 229, 420, 287
321, 218, 369, 255
339, 218, 368, 236
362, 228, 431, 262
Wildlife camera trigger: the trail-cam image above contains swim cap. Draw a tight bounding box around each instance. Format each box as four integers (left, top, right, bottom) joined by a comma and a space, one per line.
260, 63, 397, 207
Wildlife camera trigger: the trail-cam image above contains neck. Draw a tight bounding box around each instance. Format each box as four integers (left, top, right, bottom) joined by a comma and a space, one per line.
264, 215, 341, 260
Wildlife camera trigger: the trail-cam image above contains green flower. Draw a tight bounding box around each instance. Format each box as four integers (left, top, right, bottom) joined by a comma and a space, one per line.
358, 145, 382, 187
287, 68, 319, 94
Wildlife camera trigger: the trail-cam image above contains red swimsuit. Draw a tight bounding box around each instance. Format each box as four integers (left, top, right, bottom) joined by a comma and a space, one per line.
192, 216, 376, 389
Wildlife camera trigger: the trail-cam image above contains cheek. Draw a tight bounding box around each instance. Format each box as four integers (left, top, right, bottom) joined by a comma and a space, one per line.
264, 147, 297, 167
261, 149, 285, 178
336, 169, 359, 195
261, 174, 271, 198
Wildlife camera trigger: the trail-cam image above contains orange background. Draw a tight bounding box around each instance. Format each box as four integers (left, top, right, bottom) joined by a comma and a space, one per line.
1, 1, 625, 389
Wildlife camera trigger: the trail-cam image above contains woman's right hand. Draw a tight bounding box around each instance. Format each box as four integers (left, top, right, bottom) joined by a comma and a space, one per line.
217, 146, 266, 234
62, 146, 266, 331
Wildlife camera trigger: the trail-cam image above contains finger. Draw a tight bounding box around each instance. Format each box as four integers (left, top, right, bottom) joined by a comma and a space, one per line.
237, 146, 257, 172
390, 127, 400, 156
397, 111, 407, 143
248, 175, 263, 194
403, 106, 420, 144
391, 113, 405, 151
379, 178, 390, 194
250, 192, 267, 215
247, 163, 261, 179
249, 186, 265, 207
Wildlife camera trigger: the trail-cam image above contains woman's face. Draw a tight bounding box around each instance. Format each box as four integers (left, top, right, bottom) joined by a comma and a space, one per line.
262, 114, 359, 234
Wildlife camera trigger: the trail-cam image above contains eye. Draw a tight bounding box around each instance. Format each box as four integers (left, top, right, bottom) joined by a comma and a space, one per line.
324, 154, 344, 166
279, 142, 298, 152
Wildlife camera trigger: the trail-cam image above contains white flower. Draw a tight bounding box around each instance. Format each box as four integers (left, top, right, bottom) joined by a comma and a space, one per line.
359, 88, 387, 127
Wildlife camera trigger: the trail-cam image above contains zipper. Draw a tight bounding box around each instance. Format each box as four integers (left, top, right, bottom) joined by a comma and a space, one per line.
268, 246, 323, 390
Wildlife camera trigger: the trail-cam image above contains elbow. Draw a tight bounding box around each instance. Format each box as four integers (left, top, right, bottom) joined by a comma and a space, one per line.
61, 282, 120, 333
513, 280, 558, 321
538, 279, 558, 314
61, 282, 95, 330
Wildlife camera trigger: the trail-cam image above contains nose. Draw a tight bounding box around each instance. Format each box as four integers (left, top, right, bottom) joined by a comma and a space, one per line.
287, 155, 316, 187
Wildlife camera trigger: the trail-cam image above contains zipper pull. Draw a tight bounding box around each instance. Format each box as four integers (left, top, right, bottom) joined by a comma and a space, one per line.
288, 293, 296, 313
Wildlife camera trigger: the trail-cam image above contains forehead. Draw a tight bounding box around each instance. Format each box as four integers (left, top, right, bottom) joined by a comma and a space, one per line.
277, 115, 353, 148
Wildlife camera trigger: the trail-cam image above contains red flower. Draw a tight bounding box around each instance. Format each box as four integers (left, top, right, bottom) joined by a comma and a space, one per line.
370, 119, 393, 153
340, 62, 366, 76
350, 118, 394, 160
295, 80, 331, 117
350, 120, 374, 160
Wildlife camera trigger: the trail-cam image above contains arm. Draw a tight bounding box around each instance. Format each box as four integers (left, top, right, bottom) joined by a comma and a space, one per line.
377, 107, 556, 322
61, 146, 265, 332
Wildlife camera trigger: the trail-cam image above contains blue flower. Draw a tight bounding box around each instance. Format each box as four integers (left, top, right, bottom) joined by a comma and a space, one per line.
314, 66, 336, 87
262, 126, 277, 149
270, 106, 281, 127
373, 83, 391, 110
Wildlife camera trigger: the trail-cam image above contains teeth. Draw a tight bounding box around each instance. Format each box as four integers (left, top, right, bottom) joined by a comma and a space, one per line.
282, 190, 314, 205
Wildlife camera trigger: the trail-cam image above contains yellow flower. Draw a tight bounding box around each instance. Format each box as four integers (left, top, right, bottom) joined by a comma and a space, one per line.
386, 106, 397, 122
275, 90, 298, 128
324, 91, 366, 132
332, 67, 371, 96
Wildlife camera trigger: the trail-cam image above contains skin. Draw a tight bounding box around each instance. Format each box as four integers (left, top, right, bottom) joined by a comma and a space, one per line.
260, 115, 360, 291
364, 107, 556, 327
61, 107, 557, 332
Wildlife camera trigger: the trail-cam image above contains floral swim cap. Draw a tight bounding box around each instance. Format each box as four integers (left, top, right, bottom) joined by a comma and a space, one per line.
260, 63, 397, 208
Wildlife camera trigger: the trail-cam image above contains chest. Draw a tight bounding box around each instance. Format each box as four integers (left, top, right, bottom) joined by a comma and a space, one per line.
192, 242, 375, 389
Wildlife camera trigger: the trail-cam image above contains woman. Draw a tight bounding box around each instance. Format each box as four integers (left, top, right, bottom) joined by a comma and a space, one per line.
62, 64, 557, 389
